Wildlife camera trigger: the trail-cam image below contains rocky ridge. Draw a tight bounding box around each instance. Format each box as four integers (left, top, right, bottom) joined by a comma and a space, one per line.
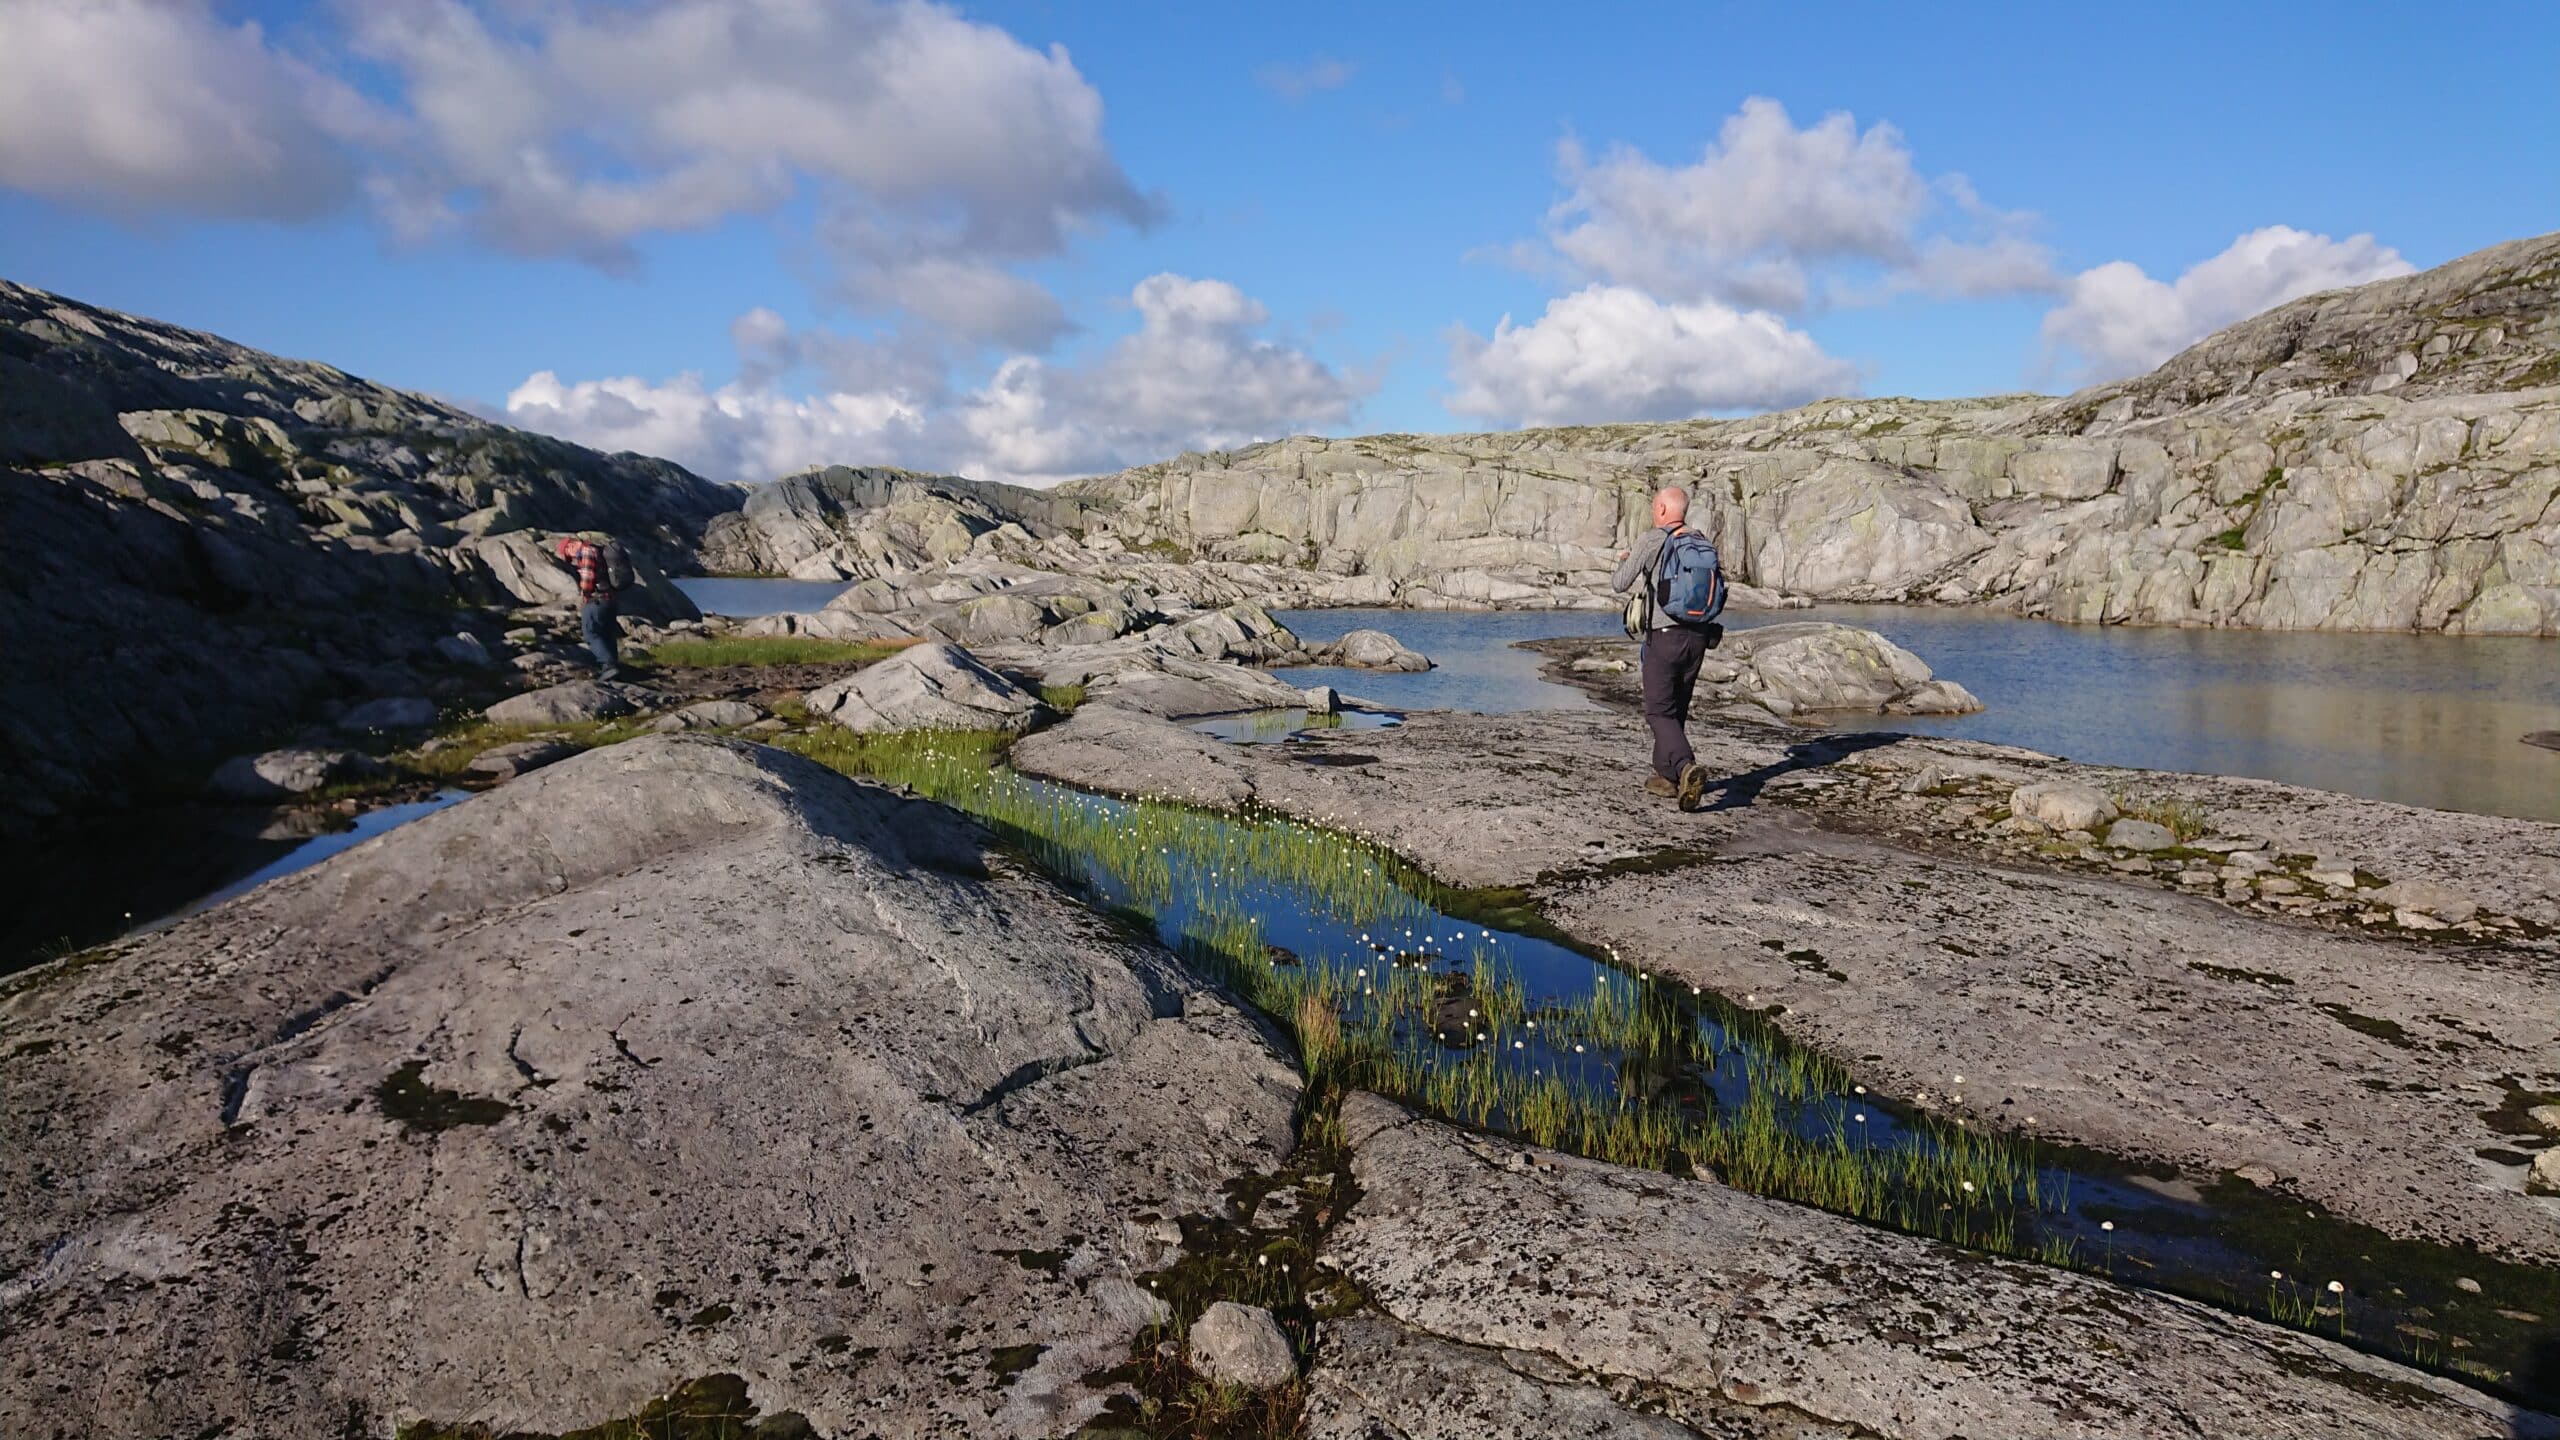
1047, 234, 2560, 634
0, 279, 741, 833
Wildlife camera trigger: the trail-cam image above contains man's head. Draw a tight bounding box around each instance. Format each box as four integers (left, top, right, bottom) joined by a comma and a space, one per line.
1651, 485, 1690, 528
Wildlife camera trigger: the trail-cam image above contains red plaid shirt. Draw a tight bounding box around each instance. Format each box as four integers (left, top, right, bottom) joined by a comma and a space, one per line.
558, 539, 612, 599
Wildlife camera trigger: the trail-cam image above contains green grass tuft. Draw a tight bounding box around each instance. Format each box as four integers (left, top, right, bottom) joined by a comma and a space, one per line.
641, 635, 915, 668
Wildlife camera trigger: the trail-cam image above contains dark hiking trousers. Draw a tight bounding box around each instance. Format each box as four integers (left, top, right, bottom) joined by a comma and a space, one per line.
1641, 625, 1708, 782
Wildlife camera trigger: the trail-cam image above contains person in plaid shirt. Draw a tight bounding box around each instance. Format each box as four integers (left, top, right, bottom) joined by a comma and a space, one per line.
553, 534, 623, 679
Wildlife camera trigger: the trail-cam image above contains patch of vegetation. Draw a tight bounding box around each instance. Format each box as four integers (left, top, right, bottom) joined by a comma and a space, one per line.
1135, 536, 1196, 563
399, 1374, 812, 1440
1041, 683, 1088, 714
2114, 794, 2213, 841
395, 717, 659, 781
640, 635, 913, 668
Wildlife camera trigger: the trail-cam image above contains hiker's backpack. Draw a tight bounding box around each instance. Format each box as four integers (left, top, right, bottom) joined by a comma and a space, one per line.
600, 538, 637, 591
1654, 527, 1727, 628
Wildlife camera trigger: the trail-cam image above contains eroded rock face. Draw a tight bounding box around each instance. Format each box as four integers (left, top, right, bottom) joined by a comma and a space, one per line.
0, 738, 1301, 1437
1312, 1095, 2547, 1440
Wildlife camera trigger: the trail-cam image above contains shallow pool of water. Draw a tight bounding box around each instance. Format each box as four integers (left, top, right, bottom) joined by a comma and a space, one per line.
822, 737, 2558, 1404
1, 792, 466, 976
1273, 608, 1609, 713
1261, 604, 2560, 823
1787, 604, 2560, 823
676, 576, 853, 616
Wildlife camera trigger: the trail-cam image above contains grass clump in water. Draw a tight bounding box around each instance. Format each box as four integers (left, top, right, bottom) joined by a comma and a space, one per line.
786, 721, 2066, 1263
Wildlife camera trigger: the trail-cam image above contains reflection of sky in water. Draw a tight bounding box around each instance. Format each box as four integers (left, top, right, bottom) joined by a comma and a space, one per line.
1190, 709, 1404, 744
1787, 604, 2560, 823
1274, 608, 1611, 712
675, 577, 854, 616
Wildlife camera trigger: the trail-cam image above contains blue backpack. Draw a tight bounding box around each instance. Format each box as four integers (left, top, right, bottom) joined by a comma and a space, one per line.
1654, 526, 1727, 627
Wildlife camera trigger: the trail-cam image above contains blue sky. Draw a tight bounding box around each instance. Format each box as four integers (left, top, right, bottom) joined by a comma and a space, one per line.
2, 1, 2553, 486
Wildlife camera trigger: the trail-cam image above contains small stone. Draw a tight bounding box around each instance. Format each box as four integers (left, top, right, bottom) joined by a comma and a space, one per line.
2010, 780, 2119, 832
2305, 858, 2359, 888
2528, 1149, 2560, 1197
2455, 1277, 2483, 1294
2371, 878, 2479, 924
2060, 829, 2096, 845
1902, 763, 1946, 795
2257, 877, 2302, 896
2234, 1163, 2278, 1187
2194, 835, 2270, 854
2109, 857, 2158, 874
2222, 849, 2274, 874
434, 633, 498, 667
1300, 685, 1341, 714
2525, 1105, 2560, 1135
652, 699, 766, 732
1186, 1301, 1296, 1389
2174, 870, 2218, 888
2393, 910, 2449, 932
2108, 818, 2176, 852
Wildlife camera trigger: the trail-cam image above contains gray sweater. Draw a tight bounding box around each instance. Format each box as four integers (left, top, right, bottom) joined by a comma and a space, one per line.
1612, 526, 1683, 630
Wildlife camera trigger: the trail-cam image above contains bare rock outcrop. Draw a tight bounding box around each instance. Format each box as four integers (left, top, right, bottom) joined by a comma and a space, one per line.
1310, 1095, 2554, 1440
0, 738, 1300, 1437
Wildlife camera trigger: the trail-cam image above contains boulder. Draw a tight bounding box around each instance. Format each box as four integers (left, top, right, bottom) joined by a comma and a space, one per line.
804, 643, 1044, 734
2532, 1149, 2560, 1197
206, 747, 383, 802
2371, 877, 2480, 924
0, 739, 1299, 1436
653, 699, 767, 732
1013, 704, 1257, 809
1186, 1302, 1296, 1390
482, 680, 666, 728
1720, 622, 1985, 716
2108, 818, 2178, 852
338, 696, 439, 732
2011, 780, 2120, 832
462, 738, 582, 780
1320, 629, 1433, 672
1301, 686, 1341, 715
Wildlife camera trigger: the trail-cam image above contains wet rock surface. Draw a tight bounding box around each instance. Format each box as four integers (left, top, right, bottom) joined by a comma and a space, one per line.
1310, 1095, 2555, 1440
1019, 704, 2560, 1264
0, 738, 1300, 1437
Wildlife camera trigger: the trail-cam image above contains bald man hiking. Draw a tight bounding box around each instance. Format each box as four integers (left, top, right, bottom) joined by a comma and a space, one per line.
1613, 485, 1729, 810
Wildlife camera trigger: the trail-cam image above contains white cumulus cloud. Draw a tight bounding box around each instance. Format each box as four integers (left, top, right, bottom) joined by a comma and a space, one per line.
1542, 97, 2056, 312
506, 275, 1365, 488
1445, 285, 1858, 428
2041, 225, 2415, 383
0, 0, 367, 220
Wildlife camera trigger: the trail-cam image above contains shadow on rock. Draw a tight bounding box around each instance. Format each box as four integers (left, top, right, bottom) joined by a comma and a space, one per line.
1699, 731, 1908, 814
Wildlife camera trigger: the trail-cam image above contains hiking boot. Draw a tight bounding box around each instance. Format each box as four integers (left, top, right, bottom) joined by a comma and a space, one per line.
1677, 761, 1710, 812
1644, 775, 1677, 798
